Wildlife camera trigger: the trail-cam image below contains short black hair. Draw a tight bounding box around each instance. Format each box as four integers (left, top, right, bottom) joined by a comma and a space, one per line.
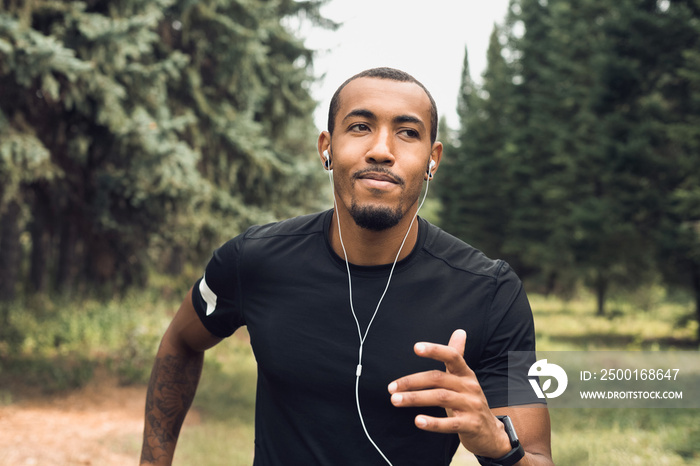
327, 67, 438, 145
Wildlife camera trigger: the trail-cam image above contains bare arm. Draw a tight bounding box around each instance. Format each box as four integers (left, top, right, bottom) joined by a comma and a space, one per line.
491, 404, 552, 465
140, 287, 223, 465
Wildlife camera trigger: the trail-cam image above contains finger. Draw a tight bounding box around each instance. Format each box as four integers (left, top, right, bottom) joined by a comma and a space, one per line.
447, 329, 467, 358
446, 329, 467, 375
390, 386, 464, 410
389, 369, 483, 400
413, 414, 467, 433
389, 370, 445, 394
390, 371, 457, 396
390, 372, 486, 405
413, 330, 471, 377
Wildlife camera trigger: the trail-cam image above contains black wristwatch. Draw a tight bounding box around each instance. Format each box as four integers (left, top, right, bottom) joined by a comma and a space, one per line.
474, 415, 525, 466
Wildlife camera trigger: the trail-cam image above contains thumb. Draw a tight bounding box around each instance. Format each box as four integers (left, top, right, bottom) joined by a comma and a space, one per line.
448, 329, 467, 357
445, 329, 468, 377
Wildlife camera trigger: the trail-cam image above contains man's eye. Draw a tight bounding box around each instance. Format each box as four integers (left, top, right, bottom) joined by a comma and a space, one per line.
350, 123, 370, 132
400, 129, 420, 138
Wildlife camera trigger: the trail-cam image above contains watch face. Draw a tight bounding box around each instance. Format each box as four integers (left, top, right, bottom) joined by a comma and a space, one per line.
497, 415, 520, 446
476, 416, 526, 465
473, 416, 525, 466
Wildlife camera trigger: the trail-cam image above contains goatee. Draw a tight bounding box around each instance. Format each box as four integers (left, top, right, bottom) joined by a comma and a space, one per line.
349, 204, 402, 231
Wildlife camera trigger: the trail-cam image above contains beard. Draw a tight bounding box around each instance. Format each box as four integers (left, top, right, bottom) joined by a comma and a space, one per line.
349, 203, 403, 231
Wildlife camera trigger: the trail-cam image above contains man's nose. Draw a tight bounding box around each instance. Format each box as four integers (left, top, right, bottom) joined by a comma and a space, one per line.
365, 130, 395, 165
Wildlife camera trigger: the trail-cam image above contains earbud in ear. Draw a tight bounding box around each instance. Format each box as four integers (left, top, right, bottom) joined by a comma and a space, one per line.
427, 159, 436, 178
323, 150, 331, 169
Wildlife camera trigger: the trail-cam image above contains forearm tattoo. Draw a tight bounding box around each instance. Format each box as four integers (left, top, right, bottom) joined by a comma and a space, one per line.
141, 352, 203, 463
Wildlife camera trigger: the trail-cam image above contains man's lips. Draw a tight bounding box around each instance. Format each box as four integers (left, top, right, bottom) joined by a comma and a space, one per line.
354, 168, 403, 186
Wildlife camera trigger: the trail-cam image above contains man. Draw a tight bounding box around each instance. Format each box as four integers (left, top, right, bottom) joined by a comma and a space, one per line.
140, 67, 553, 465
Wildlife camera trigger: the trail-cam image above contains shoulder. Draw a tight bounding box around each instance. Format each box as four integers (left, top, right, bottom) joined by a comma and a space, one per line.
243, 210, 329, 241
420, 220, 508, 280
211, 210, 329, 261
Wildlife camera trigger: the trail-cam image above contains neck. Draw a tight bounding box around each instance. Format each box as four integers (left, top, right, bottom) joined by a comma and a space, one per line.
329, 205, 420, 266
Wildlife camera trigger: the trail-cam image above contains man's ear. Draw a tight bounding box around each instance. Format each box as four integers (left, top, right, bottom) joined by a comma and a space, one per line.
317, 131, 331, 168
426, 141, 443, 179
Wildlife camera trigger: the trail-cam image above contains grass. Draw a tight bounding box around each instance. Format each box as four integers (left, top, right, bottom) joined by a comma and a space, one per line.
530, 291, 699, 351
0, 291, 172, 399
527, 291, 700, 466
550, 408, 700, 465
1, 287, 698, 464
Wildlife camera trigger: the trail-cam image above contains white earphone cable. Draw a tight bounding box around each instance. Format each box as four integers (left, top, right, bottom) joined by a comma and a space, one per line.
325, 163, 432, 465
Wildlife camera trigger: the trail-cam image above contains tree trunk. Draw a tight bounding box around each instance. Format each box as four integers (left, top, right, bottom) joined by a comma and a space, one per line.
544, 271, 557, 297
55, 213, 78, 295
692, 261, 700, 344
595, 271, 607, 316
167, 244, 185, 276
29, 214, 50, 294
29, 186, 52, 294
0, 200, 22, 301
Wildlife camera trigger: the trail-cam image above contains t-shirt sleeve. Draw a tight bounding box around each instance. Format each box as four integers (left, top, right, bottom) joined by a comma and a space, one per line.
191, 236, 246, 338
476, 261, 544, 408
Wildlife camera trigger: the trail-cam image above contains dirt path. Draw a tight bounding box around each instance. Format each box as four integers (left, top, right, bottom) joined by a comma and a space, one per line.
0, 378, 151, 466
0, 376, 478, 466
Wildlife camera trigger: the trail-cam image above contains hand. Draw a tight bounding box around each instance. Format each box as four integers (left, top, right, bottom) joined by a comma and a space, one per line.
387, 329, 512, 458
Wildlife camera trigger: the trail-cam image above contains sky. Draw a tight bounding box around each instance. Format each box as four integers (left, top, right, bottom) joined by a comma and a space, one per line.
298, 0, 512, 131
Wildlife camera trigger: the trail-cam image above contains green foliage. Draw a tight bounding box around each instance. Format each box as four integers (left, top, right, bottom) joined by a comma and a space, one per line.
0, 291, 176, 393
0, 0, 331, 299
549, 408, 700, 465
0, 354, 96, 394
529, 290, 698, 350
438, 0, 700, 331
437, 27, 516, 267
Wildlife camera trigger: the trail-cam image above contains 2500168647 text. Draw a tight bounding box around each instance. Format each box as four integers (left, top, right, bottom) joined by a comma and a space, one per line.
581, 369, 680, 381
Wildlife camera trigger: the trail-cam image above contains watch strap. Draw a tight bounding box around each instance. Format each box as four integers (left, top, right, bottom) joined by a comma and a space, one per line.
474, 415, 525, 466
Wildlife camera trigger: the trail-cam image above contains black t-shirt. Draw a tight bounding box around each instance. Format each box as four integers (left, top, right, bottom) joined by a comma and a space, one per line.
192, 210, 539, 465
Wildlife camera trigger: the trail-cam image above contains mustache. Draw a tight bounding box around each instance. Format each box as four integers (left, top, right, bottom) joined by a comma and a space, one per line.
352, 166, 405, 186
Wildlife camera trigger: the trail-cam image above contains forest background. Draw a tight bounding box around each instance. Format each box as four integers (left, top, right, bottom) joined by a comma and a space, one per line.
0, 0, 699, 464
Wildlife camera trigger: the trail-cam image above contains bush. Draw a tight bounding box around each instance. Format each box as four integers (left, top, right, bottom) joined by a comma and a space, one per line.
0, 291, 177, 394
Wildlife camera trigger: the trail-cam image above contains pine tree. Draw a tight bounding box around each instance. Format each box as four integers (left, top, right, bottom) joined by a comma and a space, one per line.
438, 29, 517, 264
501, 0, 579, 287
0, 0, 330, 297
499, 0, 671, 311
649, 0, 700, 340
154, 0, 330, 267
441, 0, 700, 329
436, 46, 474, 246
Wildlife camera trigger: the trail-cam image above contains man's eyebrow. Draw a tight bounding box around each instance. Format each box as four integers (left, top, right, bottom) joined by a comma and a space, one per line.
393, 114, 426, 131
342, 108, 377, 123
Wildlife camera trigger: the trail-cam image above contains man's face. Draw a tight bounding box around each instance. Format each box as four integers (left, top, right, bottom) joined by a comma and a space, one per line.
323, 77, 440, 231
